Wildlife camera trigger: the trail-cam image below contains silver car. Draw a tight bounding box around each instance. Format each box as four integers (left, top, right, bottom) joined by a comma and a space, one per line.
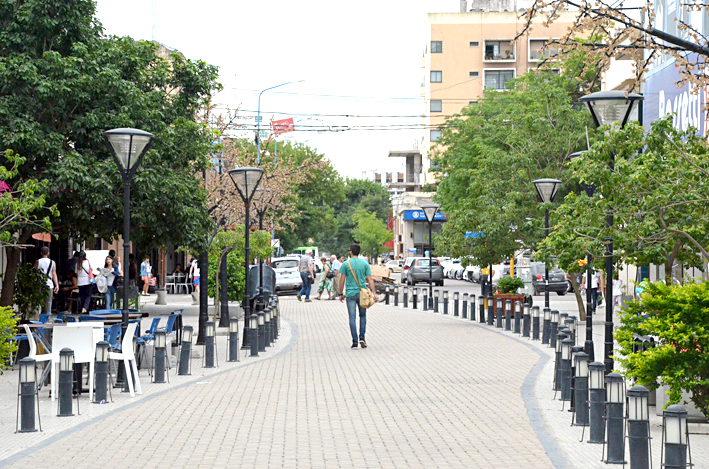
272, 257, 303, 294
402, 257, 444, 286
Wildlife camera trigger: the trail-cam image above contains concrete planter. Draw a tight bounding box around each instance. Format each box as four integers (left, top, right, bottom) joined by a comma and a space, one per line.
155, 288, 167, 305
191, 292, 199, 305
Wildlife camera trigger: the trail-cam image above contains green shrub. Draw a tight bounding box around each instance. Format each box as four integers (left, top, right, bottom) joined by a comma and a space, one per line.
13, 263, 49, 320
616, 281, 709, 418
496, 276, 525, 294
0, 306, 18, 369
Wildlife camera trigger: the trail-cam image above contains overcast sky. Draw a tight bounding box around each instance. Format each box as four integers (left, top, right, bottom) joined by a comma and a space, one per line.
94, 0, 460, 177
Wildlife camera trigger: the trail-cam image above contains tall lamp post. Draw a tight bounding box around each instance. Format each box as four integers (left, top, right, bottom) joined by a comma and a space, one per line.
228, 168, 264, 351
421, 204, 440, 309
254, 188, 273, 301
104, 128, 154, 335
256, 80, 305, 164
579, 90, 643, 374
532, 179, 562, 310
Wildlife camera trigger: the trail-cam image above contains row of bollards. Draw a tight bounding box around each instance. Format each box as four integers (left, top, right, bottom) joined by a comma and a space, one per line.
385, 288, 694, 468
16, 298, 282, 434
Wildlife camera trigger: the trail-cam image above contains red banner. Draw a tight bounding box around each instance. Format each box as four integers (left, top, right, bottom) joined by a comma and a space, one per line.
272, 118, 295, 136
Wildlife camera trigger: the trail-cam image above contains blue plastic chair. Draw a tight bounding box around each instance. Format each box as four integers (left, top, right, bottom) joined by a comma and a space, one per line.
90, 309, 122, 316
106, 324, 122, 350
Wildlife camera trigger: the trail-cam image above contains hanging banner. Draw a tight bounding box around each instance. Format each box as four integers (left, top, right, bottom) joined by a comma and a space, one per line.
272, 118, 295, 136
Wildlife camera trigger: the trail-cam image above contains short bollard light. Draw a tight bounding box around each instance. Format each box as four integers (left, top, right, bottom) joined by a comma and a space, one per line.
272, 304, 279, 340
58, 348, 75, 417
542, 307, 551, 344
662, 404, 691, 469
154, 329, 168, 383
569, 345, 584, 411
264, 308, 271, 347
565, 316, 577, 343
522, 303, 531, 337
385, 285, 390, 305
513, 301, 521, 334
560, 338, 574, 401
403, 286, 408, 308
469, 294, 476, 321
532, 306, 540, 340
204, 321, 217, 368
605, 372, 626, 465
496, 297, 503, 328
553, 331, 568, 392
462, 293, 468, 319
422, 289, 428, 311
178, 325, 193, 375
587, 361, 606, 444
478, 295, 485, 323
443, 290, 449, 315
257, 312, 266, 352
453, 292, 459, 317
434, 290, 440, 313
550, 310, 560, 348
394, 285, 399, 307
94, 341, 110, 404
17, 357, 39, 433
559, 312, 568, 330
504, 299, 512, 330
412, 287, 418, 309
573, 351, 589, 427
627, 385, 651, 469
228, 317, 240, 362
487, 294, 495, 325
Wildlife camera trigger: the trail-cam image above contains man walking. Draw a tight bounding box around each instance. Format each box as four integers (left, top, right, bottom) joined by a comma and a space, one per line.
330, 254, 341, 299
34, 246, 59, 316
338, 243, 379, 349
297, 248, 315, 302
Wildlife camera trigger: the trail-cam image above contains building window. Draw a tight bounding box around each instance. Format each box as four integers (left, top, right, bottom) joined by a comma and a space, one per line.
431, 41, 443, 53
397, 172, 404, 183
374, 173, 381, 183
469, 71, 479, 77
430, 129, 442, 142
386, 173, 392, 183
469, 41, 479, 47
484, 40, 515, 60
430, 100, 442, 112
430, 71, 442, 83
469, 100, 478, 104
529, 39, 559, 61
484, 70, 515, 90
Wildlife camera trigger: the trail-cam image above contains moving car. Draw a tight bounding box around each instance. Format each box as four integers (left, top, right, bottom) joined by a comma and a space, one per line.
401, 257, 444, 286
526, 262, 568, 296
272, 257, 303, 294
464, 265, 482, 283
385, 259, 403, 273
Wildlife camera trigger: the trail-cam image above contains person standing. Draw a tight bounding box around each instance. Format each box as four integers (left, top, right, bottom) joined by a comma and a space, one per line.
338, 243, 379, 349
140, 256, 152, 296
189, 257, 200, 293
582, 269, 602, 313
34, 246, 58, 315
330, 254, 341, 299
297, 248, 314, 302
103, 256, 122, 309
76, 251, 93, 313
612, 274, 623, 310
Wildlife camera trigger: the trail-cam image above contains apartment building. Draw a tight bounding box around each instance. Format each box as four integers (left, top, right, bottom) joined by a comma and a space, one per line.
421, 1, 577, 168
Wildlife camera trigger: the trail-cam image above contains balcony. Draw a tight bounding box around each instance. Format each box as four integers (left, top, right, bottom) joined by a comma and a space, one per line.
529, 39, 559, 62
484, 40, 515, 62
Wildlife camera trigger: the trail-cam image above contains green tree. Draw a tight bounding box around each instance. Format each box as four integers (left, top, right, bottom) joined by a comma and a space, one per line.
352, 209, 393, 260
0, 0, 220, 305
433, 71, 592, 269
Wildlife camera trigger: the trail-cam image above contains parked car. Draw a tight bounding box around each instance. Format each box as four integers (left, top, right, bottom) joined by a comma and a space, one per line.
525, 262, 568, 296
385, 259, 403, 274
401, 257, 444, 286
272, 257, 303, 294
443, 259, 462, 279
450, 262, 465, 280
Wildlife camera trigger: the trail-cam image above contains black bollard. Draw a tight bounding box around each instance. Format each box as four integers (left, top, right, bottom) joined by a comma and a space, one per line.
522, 303, 530, 337
264, 309, 271, 348
442, 291, 449, 315
549, 310, 559, 348
569, 345, 584, 411
17, 358, 39, 433
627, 385, 650, 469
385, 285, 390, 305
462, 293, 468, 319
560, 339, 574, 401
662, 404, 690, 469
604, 372, 626, 464
469, 294, 476, 321
412, 287, 418, 309
496, 297, 503, 328
504, 299, 512, 330
434, 290, 440, 313
478, 295, 485, 323
532, 306, 540, 340
394, 286, 399, 307
513, 301, 521, 334
403, 287, 408, 308
553, 331, 568, 392
58, 348, 75, 416
542, 307, 551, 344
423, 291, 428, 311
257, 312, 266, 352
94, 341, 110, 404
453, 292, 459, 317
587, 362, 605, 443
178, 325, 194, 375
572, 352, 589, 426
250, 314, 259, 357
154, 329, 168, 382
487, 295, 495, 325
229, 317, 239, 362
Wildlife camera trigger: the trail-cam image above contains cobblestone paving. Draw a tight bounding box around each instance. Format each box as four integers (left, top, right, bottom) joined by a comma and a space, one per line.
2, 298, 559, 468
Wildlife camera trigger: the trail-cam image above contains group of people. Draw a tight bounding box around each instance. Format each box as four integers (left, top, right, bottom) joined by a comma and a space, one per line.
296, 245, 379, 349
580, 270, 624, 312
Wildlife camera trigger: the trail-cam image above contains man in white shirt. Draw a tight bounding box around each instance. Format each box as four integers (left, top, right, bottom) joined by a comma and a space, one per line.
34, 246, 59, 315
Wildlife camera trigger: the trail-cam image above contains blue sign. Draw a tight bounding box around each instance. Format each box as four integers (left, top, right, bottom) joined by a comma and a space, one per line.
643, 54, 706, 137
465, 231, 484, 238
403, 210, 447, 221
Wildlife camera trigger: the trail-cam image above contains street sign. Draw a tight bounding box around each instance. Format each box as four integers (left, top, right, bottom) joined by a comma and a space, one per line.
271, 238, 280, 248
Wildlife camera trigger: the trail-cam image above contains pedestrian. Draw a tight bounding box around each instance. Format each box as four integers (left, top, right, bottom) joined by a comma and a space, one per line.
337, 243, 379, 349
189, 258, 200, 293
316, 257, 335, 300
103, 256, 122, 308
34, 246, 58, 316
582, 269, 602, 313
297, 248, 315, 302
128, 254, 138, 287
76, 251, 93, 313
612, 274, 623, 309
140, 256, 152, 296
330, 254, 341, 299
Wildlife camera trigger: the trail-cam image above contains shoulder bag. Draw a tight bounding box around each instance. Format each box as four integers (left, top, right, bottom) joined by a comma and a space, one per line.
347, 259, 375, 308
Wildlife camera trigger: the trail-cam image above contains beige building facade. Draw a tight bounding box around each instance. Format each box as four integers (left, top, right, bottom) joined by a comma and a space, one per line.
422, 6, 577, 168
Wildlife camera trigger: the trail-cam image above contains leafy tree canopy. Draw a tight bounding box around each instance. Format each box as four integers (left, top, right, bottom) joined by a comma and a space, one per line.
352, 209, 393, 260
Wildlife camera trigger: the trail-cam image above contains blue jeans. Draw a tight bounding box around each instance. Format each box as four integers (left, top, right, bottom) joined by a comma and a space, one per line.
105, 286, 116, 309
346, 295, 366, 344
299, 272, 312, 299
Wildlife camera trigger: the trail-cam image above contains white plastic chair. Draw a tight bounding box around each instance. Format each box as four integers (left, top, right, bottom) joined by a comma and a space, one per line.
51, 325, 96, 401
108, 321, 142, 397
165, 274, 176, 294
22, 324, 53, 388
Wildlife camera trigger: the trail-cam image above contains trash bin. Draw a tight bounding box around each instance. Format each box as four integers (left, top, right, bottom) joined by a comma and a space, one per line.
243, 265, 276, 312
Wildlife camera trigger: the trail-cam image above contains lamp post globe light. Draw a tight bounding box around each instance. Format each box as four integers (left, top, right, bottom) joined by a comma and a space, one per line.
421, 203, 440, 309
532, 178, 562, 311
104, 128, 154, 336
228, 167, 265, 352
579, 90, 643, 374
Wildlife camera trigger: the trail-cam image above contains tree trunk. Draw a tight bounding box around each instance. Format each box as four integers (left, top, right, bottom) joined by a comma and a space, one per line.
664, 240, 682, 284
0, 229, 32, 307
570, 275, 586, 321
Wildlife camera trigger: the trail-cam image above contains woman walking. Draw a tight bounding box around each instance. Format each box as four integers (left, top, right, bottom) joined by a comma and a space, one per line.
104, 256, 122, 309
76, 251, 93, 313
316, 257, 335, 300
140, 256, 152, 296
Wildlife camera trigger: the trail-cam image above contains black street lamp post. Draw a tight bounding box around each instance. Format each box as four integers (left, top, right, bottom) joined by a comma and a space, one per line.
254, 188, 273, 303
228, 168, 264, 352
104, 128, 154, 336
532, 178, 562, 311
421, 204, 440, 310
579, 90, 643, 374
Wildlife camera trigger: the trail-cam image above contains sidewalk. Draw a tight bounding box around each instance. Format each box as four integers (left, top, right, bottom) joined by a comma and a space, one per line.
0, 293, 706, 468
